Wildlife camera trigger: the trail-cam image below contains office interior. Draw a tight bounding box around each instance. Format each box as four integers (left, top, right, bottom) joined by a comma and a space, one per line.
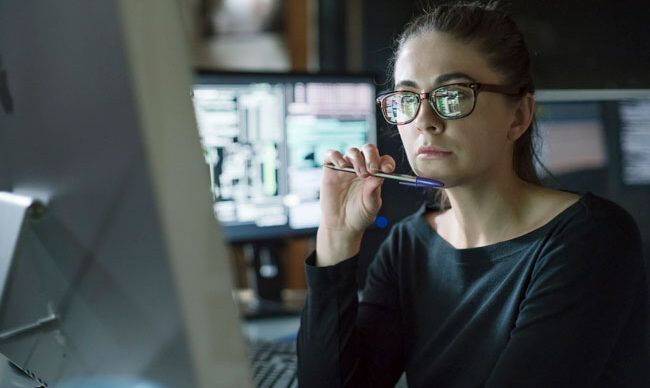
0, 0, 649, 387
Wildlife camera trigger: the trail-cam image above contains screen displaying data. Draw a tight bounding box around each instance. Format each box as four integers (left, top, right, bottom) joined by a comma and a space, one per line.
192, 72, 376, 241
535, 90, 650, 188
619, 100, 650, 185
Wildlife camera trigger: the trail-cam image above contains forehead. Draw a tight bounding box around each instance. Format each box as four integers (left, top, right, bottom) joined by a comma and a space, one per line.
394, 31, 501, 88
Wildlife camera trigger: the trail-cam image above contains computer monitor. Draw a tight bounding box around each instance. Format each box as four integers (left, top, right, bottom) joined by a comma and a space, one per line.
0, 0, 251, 386
535, 89, 650, 191
192, 71, 377, 242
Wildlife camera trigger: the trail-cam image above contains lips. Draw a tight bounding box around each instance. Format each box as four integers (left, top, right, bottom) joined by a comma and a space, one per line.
417, 146, 452, 156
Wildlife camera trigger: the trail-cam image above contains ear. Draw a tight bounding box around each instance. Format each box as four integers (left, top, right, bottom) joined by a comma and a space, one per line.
507, 93, 535, 141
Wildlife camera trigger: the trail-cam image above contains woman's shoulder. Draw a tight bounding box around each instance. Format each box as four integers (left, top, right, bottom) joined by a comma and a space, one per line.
541, 191, 642, 253
579, 192, 636, 221
521, 186, 634, 231
518, 188, 578, 231
533, 191, 644, 285
558, 191, 637, 230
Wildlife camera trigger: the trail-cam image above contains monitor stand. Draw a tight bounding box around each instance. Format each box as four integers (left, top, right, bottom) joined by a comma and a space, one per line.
240, 240, 300, 319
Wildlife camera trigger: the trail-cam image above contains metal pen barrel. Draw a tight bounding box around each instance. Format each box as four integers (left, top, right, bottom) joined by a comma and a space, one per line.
323, 164, 416, 183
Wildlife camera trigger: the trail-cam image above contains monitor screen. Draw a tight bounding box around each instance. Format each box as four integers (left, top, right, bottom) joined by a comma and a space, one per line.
535, 100, 608, 176
535, 90, 650, 190
618, 99, 650, 185
192, 72, 377, 241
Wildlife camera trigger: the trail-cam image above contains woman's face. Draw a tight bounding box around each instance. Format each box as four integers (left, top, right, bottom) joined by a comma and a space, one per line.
394, 31, 520, 187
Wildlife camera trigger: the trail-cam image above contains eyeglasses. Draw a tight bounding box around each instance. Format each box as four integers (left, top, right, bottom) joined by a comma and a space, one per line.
376, 82, 525, 125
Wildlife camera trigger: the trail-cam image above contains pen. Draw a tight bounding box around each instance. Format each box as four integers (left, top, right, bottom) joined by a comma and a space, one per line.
324, 164, 444, 188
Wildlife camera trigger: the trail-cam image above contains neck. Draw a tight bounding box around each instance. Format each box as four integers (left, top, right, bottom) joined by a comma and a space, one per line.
443, 170, 537, 248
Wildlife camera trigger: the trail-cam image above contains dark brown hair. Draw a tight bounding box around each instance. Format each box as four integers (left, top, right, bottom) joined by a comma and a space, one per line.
391, 1, 543, 209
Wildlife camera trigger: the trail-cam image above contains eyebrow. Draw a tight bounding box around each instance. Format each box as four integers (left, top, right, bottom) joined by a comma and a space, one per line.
395, 72, 476, 89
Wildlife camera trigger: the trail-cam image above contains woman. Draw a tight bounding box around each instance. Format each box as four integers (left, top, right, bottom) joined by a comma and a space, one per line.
297, 2, 647, 387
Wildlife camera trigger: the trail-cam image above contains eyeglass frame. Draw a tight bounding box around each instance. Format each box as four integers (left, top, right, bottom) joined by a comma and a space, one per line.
376, 82, 528, 125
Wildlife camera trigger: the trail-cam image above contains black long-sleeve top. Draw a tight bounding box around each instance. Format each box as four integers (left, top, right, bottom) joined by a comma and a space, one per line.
297, 192, 648, 387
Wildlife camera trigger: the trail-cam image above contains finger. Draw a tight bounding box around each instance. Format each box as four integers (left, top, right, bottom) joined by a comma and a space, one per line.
378, 155, 396, 173
345, 147, 368, 177
362, 173, 384, 213
323, 149, 346, 167
361, 144, 381, 173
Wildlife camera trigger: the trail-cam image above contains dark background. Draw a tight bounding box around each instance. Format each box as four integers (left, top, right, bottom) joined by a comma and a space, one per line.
321, 0, 650, 88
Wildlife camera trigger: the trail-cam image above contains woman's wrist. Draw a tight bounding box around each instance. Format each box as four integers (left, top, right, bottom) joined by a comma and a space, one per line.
315, 227, 363, 267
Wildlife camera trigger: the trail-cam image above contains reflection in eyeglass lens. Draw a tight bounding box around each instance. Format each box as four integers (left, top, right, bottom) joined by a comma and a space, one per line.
385, 93, 417, 124
434, 86, 473, 118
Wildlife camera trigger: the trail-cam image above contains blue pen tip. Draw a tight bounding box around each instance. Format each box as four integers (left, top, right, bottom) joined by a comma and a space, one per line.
398, 178, 444, 188
415, 177, 445, 188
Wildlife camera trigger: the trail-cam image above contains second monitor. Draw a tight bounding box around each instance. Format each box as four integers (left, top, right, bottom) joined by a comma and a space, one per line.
192, 71, 377, 242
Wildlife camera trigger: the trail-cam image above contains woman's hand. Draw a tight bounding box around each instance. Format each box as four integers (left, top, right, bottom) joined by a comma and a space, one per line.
316, 144, 395, 266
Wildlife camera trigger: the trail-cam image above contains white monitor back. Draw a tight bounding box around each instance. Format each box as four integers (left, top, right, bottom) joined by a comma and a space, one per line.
0, 0, 251, 386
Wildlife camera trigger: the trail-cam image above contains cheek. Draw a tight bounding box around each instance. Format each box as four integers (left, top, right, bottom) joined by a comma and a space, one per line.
467, 131, 512, 169
397, 126, 415, 149
454, 120, 507, 161
397, 126, 418, 161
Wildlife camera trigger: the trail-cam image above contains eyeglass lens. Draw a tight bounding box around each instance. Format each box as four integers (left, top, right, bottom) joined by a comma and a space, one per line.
381, 84, 475, 124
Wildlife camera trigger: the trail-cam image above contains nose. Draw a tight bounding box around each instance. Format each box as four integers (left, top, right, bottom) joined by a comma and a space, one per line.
412, 95, 445, 133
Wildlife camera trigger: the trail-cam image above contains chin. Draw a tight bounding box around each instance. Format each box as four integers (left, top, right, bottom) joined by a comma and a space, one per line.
413, 162, 447, 180
415, 166, 465, 189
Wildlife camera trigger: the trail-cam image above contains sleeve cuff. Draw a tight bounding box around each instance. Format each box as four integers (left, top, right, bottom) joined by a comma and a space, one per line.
304, 251, 359, 289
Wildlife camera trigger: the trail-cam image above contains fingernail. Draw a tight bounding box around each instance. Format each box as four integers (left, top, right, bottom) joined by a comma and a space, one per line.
369, 163, 378, 173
